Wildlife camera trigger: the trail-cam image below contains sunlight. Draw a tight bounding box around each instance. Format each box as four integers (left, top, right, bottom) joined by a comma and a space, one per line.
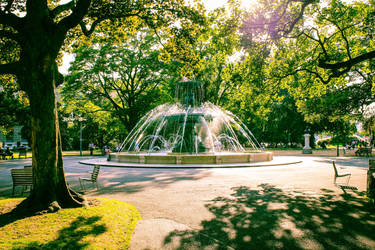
203, 0, 258, 11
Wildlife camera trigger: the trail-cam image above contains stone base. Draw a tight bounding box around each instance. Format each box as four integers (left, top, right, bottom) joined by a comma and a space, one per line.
109, 151, 273, 165
302, 148, 312, 154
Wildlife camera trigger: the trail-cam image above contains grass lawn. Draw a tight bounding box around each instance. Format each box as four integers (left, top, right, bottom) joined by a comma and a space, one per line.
6, 150, 104, 159
0, 197, 141, 249
62, 150, 104, 157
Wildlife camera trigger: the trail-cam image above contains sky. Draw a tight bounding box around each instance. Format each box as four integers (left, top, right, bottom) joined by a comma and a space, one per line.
59, 0, 258, 74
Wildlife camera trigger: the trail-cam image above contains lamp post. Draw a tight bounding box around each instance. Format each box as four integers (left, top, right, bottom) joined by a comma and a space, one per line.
63, 113, 86, 156
79, 116, 84, 156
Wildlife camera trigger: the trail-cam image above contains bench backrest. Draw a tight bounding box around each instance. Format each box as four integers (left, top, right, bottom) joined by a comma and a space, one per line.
11, 168, 33, 186
332, 161, 338, 176
91, 165, 100, 181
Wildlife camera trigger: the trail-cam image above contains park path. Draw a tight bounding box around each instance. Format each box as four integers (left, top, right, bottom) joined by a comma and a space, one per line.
0, 156, 374, 249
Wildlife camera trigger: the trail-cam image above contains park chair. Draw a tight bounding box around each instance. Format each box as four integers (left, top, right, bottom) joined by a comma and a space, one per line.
332, 161, 351, 186
11, 168, 33, 196
79, 165, 100, 191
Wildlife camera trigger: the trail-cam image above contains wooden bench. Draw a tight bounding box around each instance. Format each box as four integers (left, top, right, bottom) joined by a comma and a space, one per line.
355, 147, 372, 157
10, 168, 33, 196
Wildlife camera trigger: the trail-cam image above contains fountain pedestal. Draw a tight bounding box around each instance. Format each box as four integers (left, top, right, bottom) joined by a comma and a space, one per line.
302, 133, 312, 154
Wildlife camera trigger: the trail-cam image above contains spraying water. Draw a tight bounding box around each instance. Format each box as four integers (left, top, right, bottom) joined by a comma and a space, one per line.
119, 80, 262, 155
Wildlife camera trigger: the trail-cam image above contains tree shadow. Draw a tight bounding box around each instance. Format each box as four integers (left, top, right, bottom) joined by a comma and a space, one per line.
315, 158, 369, 169
14, 216, 106, 249
68, 168, 211, 195
0, 200, 34, 228
164, 184, 375, 249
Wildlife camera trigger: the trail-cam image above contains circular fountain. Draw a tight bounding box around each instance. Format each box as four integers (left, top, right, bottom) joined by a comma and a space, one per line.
104, 80, 273, 167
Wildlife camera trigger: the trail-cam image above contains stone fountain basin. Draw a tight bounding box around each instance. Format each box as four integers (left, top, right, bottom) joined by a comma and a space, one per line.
109, 151, 273, 165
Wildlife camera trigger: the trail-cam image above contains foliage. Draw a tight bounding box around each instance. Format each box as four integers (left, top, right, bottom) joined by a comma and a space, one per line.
0, 75, 30, 142
63, 28, 172, 133
242, 0, 375, 85
362, 105, 375, 139
239, 0, 374, 139
0, 197, 141, 249
193, 4, 242, 104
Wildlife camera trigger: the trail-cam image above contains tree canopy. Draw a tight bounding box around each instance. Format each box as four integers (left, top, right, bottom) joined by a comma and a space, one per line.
0, 0, 204, 212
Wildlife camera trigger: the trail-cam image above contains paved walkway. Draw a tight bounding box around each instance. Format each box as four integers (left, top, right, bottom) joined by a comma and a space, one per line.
0, 156, 374, 249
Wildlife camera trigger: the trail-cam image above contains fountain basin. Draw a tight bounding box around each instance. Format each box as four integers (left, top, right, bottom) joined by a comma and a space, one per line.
108, 151, 273, 165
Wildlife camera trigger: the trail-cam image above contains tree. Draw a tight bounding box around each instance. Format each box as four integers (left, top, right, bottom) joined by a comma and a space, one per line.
0, 76, 30, 140
239, 0, 374, 142
64, 28, 171, 133
0, 0, 203, 212
241, 0, 375, 84
194, 4, 242, 105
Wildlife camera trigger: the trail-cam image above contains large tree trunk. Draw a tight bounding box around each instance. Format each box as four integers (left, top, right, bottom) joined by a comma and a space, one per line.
18, 59, 87, 212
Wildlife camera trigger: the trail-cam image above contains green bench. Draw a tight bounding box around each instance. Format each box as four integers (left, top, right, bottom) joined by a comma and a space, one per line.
11, 168, 33, 196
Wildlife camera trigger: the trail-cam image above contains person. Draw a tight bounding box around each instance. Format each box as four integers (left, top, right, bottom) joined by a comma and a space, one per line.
104, 146, 111, 155
89, 142, 94, 156
214, 140, 223, 151
5, 147, 13, 159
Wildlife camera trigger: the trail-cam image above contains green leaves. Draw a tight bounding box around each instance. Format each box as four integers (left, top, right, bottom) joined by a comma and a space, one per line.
63, 28, 172, 132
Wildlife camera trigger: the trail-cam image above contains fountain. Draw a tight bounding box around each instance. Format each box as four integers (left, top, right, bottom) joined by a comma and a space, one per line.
105, 80, 273, 167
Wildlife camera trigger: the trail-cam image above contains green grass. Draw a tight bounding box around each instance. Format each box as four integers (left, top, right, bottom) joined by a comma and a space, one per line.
0, 197, 141, 249
62, 150, 104, 156
3, 150, 103, 159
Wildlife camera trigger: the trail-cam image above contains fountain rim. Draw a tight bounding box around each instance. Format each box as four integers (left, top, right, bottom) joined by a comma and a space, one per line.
79, 153, 304, 169
85, 151, 275, 168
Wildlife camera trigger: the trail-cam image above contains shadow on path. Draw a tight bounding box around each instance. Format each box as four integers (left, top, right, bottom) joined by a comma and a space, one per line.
81, 168, 211, 195
164, 184, 375, 249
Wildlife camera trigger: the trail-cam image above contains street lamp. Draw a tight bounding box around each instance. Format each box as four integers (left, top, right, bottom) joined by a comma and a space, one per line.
63, 113, 86, 156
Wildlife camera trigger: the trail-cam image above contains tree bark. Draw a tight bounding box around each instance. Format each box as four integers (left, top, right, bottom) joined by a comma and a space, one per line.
17, 58, 87, 212
367, 159, 375, 200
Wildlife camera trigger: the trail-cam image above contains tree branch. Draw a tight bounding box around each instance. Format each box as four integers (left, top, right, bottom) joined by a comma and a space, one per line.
58, 0, 91, 33
318, 50, 375, 70
79, 10, 143, 37
4, 0, 15, 13
279, 0, 313, 36
79, 18, 103, 36
50, 0, 76, 19
321, 17, 353, 60
0, 11, 23, 30
0, 61, 20, 75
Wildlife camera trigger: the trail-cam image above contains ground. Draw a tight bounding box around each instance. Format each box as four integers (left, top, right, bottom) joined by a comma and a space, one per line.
0, 155, 374, 249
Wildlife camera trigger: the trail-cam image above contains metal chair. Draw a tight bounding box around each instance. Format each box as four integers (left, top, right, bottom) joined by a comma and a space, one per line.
332, 161, 351, 185
79, 165, 100, 191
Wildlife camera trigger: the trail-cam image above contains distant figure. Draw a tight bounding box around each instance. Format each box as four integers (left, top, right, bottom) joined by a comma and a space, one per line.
0, 147, 4, 159
4, 147, 13, 159
214, 140, 223, 151
89, 142, 94, 156
104, 145, 111, 155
